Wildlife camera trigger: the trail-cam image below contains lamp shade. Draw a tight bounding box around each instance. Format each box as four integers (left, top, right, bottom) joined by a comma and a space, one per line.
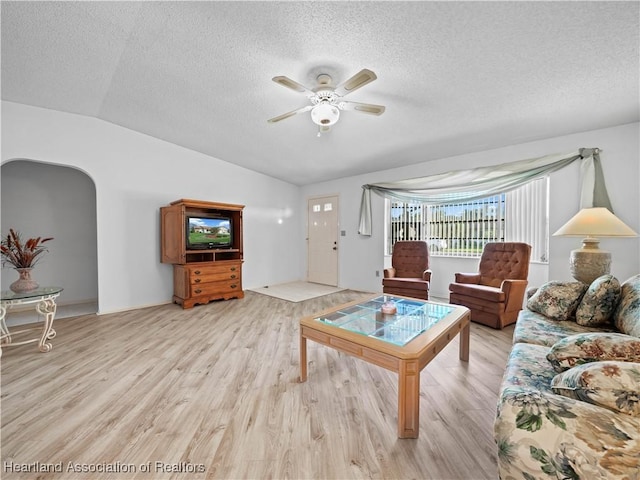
553, 207, 638, 237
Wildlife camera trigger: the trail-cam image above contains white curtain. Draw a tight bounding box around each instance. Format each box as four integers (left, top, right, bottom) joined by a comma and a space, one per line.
505, 178, 548, 262
358, 148, 610, 236
358, 187, 372, 239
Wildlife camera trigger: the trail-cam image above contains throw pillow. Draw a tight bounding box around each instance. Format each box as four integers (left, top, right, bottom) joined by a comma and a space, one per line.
551, 361, 640, 416
526, 281, 587, 321
613, 274, 640, 337
546, 332, 640, 372
575, 274, 621, 327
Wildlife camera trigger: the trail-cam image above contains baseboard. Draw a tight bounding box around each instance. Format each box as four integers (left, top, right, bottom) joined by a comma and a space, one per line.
95, 300, 173, 316
5, 298, 98, 314
3, 299, 99, 328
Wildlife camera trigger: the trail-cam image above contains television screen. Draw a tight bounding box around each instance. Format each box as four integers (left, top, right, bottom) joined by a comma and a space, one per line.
187, 216, 232, 249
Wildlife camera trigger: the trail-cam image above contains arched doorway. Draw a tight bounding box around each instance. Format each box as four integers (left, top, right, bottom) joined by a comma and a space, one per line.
1, 160, 98, 326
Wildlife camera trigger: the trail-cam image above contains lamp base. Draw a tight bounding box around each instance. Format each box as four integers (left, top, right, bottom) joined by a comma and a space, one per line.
569, 238, 610, 284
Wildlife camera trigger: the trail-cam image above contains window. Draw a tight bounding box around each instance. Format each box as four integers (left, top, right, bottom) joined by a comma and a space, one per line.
385, 177, 549, 262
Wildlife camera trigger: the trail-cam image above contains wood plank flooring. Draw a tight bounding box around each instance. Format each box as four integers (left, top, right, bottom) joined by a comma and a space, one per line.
1, 290, 514, 479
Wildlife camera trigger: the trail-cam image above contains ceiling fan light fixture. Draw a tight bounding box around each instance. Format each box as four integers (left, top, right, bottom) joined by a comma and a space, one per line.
311, 102, 340, 126
268, 68, 384, 132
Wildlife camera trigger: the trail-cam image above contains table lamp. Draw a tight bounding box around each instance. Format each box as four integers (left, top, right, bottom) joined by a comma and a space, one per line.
553, 207, 638, 284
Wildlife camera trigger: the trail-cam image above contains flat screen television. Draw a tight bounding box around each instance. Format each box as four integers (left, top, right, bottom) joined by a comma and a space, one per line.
186, 215, 233, 250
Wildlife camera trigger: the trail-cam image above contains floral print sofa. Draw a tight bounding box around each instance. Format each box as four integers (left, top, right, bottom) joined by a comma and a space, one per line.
494, 274, 640, 480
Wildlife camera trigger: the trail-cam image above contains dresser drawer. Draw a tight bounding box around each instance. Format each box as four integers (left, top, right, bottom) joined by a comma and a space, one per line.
189, 263, 240, 282
190, 269, 240, 285
191, 280, 241, 297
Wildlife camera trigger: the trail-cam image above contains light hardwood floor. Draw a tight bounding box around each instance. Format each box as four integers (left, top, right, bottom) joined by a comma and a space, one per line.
1, 290, 514, 479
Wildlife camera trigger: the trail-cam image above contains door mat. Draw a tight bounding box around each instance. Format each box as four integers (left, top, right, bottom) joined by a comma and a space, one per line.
248, 281, 345, 303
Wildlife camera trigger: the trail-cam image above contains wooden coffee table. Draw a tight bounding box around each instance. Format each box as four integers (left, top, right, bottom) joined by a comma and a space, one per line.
299, 294, 470, 438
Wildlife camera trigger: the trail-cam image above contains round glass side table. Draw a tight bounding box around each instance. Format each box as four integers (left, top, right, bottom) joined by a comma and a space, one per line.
0, 287, 64, 354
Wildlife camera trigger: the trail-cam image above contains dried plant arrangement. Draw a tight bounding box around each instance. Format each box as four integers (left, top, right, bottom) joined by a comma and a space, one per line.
0, 229, 54, 269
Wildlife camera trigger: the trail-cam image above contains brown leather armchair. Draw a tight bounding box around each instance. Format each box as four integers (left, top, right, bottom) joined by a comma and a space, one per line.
383, 241, 431, 300
449, 242, 531, 329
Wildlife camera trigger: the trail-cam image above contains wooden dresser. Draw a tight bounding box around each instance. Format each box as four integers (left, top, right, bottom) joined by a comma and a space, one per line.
172, 261, 243, 309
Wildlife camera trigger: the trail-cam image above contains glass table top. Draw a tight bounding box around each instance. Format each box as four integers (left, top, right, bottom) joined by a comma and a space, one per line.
1, 287, 64, 301
314, 295, 454, 346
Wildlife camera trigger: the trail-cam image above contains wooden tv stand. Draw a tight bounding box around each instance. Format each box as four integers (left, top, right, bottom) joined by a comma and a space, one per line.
160, 199, 244, 308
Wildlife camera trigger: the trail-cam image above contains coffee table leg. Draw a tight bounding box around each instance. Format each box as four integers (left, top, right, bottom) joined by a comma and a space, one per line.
299, 333, 307, 382
397, 359, 420, 438
459, 316, 470, 362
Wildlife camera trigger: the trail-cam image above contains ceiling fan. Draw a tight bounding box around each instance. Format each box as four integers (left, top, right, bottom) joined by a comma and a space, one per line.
267, 68, 385, 135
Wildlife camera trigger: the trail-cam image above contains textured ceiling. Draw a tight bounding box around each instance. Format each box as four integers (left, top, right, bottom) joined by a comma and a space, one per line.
2, 1, 638, 185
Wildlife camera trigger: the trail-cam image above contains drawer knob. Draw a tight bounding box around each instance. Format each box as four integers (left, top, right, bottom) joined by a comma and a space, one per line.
230, 274, 236, 279
194, 289, 202, 294
230, 267, 236, 271
231, 284, 237, 289
194, 278, 201, 283
194, 270, 201, 275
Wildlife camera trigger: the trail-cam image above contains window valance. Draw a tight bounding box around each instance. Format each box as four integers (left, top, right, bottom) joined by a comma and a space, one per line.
358, 148, 610, 236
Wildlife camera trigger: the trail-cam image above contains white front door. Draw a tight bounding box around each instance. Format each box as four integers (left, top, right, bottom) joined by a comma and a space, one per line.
307, 195, 339, 286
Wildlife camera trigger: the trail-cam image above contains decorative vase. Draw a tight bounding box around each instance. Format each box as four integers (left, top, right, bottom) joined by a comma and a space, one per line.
9, 267, 39, 293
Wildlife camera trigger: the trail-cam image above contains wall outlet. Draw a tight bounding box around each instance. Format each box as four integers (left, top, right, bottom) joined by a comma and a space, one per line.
375, 270, 380, 277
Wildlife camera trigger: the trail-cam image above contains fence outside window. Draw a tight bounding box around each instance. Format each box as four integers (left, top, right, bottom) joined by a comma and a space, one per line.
385, 178, 549, 262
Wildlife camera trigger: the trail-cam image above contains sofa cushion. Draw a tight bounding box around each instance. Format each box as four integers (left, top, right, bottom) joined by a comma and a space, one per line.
613, 274, 640, 337
495, 342, 640, 480
551, 361, 640, 416
500, 342, 557, 391
546, 332, 640, 372
448, 282, 505, 302
513, 308, 616, 346
382, 277, 429, 291
576, 274, 621, 327
526, 281, 587, 321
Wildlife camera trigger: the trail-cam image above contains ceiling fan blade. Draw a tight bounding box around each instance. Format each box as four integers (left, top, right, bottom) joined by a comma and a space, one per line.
267, 105, 313, 123
339, 101, 386, 116
334, 69, 377, 96
272, 76, 314, 95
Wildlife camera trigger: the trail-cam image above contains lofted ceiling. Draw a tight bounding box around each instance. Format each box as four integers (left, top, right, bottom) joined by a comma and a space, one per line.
2, 1, 638, 186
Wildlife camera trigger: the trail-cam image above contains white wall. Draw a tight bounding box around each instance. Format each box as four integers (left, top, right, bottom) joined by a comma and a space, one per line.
301, 122, 640, 298
1, 101, 304, 314
3, 101, 637, 313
